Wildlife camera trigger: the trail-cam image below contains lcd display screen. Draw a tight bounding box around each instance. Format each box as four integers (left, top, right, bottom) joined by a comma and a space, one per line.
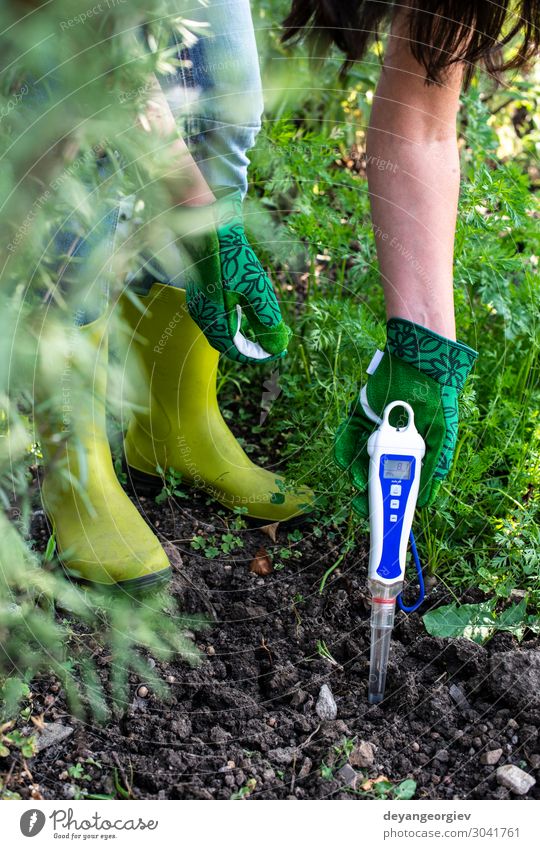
383, 459, 412, 480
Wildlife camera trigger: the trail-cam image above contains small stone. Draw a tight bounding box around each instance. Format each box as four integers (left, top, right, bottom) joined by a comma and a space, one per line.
435, 749, 449, 763
166, 675, 175, 684
226, 760, 236, 769
528, 753, 540, 769
36, 723, 74, 752
262, 768, 275, 782
137, 685, 149, 698
64, 783, 78, 799
298, 758, 312, 780
449, 684, 470, 711
147, 657, 156, 669
338, 763, 358, 789
206, 646, 216, 656
268, 746, 296, 766
411, 742, 420, 753
480, 748, 503, 766
350, 741, 376, 768
267, 717, 277, 727
315, 684, 337, 721
496, 764, 536, 796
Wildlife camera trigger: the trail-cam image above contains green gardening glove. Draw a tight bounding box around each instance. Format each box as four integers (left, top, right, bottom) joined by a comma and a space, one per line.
185, 191, 291, 363
334, 318, 478, 516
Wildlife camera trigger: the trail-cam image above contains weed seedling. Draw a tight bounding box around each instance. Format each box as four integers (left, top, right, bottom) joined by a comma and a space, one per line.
231, 777, 257, 800
155, 466, 188, 505
320, 762, 334, 780
333, 737, 356, 769
316, 639, 341, 667
0, 723, 37, 759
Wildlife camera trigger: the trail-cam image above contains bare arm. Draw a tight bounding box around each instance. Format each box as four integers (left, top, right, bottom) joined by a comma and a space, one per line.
366, 13, 463, 340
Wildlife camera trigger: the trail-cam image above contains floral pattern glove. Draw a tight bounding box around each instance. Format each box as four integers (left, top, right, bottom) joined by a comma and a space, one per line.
186, 191, 290, 363
334, 318, 478, 516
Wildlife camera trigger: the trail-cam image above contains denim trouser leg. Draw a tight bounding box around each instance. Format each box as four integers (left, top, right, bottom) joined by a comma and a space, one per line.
160, 0, 264, 198
52, 193, 118, 327
17, 76, 118, 326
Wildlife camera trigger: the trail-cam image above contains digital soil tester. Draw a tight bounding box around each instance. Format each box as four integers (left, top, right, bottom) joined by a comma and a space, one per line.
367, 401, 426, 704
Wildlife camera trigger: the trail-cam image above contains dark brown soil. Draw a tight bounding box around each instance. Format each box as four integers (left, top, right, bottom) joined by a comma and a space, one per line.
11, 482, 540, 801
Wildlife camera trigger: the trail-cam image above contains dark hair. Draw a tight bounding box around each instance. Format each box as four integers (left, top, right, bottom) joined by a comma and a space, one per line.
283, 1, 540, 83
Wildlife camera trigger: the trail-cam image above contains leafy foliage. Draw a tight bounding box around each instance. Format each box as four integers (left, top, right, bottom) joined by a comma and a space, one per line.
241, 0, 540, 618
423, 597, 540, 644
0, 1, 207, 719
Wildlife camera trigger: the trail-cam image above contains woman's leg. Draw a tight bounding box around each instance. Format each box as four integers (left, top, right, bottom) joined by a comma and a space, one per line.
159, 0, 264, 197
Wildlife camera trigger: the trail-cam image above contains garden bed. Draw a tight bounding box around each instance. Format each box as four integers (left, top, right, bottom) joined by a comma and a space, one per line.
15, 489, 540, 801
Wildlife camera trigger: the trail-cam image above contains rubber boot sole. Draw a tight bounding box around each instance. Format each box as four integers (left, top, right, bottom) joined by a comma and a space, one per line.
64, 565, 173, 594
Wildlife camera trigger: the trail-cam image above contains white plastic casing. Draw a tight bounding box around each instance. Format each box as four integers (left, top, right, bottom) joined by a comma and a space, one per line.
367, 401, 425, 586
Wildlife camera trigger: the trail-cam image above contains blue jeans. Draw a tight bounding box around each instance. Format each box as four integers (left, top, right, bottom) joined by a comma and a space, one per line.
159, 0, 264, 198
47, 1, 264, 315
132, 0, 264, 291
15, 76, 119, 325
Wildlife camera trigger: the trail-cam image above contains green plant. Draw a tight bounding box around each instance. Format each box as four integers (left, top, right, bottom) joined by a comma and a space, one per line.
191, 527, 245, 558
231, 777, 257, 800
0, 723, 37, 760
333, 737, 356, 767
220, 533, 244, 554
358, 777, 417, 800
320, 762, 334, 781
155, 466, 188, 505
423, 597, 539, 644
316, 640, 340, 667
0, 778, 21, 800
113, 766, 134, 800
68, 762, 91, 782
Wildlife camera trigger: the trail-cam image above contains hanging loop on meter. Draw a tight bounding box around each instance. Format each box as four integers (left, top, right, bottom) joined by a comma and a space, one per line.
380, 399, 416, 431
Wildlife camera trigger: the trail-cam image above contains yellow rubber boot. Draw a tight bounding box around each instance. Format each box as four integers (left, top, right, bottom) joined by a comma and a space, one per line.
119, 283, 313, 522
39, 315, 171, 589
